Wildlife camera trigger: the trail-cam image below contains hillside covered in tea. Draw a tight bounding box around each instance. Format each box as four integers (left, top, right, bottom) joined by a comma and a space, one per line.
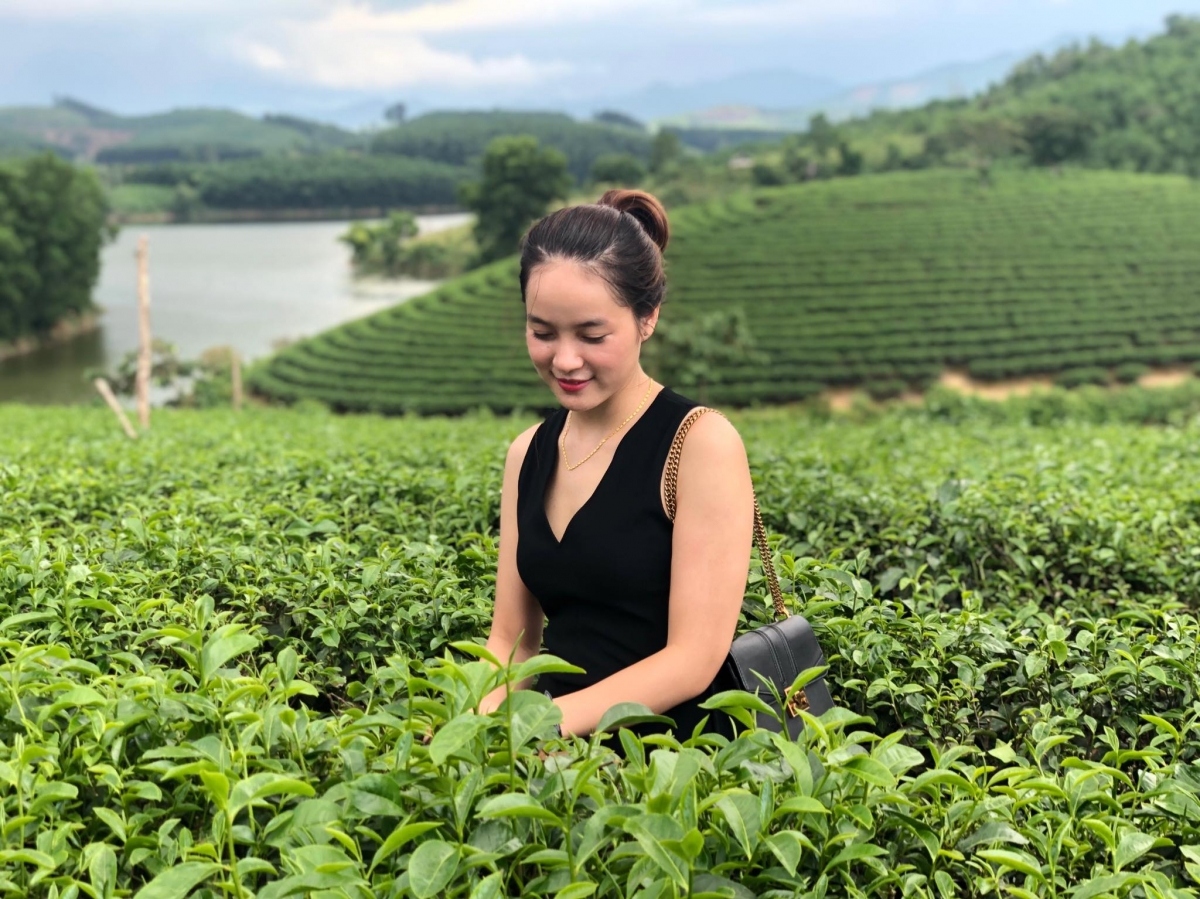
251, 168, 1200, 413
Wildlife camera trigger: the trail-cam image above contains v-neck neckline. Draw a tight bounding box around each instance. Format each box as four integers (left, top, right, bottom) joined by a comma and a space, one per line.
543, 387, 668, 545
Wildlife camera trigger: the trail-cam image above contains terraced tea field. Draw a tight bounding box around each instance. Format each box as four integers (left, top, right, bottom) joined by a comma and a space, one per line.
251, 168, 1200, 413
3, 395, 1200, 896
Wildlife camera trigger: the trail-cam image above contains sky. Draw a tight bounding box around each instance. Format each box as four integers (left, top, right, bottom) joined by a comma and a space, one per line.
1, 0, 1197, 123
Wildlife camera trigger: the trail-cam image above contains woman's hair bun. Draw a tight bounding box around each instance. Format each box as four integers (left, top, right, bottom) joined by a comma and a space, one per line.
597, 188, 670, 253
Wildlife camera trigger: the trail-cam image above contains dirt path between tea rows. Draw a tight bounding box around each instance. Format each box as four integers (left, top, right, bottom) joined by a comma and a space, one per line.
822, 366, 1195, 411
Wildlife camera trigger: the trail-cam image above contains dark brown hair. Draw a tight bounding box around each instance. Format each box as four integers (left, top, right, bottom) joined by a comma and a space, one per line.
518, 189, 671, 320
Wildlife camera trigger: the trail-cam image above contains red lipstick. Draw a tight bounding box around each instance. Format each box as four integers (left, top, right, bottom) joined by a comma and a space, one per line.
557, 378, 589, 393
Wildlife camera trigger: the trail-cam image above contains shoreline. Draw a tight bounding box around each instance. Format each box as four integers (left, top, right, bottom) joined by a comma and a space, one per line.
110, 204, 465, 227
0, 312, 102, 363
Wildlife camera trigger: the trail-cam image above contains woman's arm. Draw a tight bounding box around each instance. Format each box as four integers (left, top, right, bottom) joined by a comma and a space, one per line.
478, 424, 546, 714
552, 412, 754, 736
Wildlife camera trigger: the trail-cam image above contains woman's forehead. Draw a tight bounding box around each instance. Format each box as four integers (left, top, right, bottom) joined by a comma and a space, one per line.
526, 260, 623, 320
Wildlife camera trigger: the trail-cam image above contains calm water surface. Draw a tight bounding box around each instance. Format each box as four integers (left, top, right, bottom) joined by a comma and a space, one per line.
0, 213, 472, 404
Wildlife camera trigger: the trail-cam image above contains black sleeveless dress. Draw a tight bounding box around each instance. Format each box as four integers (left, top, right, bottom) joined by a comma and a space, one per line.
516, 386, 736, 743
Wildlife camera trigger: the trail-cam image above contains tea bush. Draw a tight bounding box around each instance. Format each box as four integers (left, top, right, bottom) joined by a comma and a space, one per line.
3, 402, 1200, 897
252, 168, 1200, 413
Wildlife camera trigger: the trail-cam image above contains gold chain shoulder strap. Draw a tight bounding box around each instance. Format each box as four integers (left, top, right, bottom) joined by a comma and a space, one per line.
664, 406, 789, 622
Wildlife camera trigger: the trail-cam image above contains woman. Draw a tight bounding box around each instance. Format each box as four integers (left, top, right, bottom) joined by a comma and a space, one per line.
477, 189, 755, 742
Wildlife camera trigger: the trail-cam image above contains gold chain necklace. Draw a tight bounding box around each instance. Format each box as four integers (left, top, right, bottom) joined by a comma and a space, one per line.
559, 378, 654, 472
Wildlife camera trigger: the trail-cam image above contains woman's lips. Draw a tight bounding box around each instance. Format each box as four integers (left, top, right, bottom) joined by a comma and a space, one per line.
557, 378, 590, 393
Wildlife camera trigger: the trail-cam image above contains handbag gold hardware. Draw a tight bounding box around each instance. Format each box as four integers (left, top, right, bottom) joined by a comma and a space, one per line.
785, 688, 810, 718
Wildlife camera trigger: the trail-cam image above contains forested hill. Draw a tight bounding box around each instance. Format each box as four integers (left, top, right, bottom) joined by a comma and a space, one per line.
0, 99, 362, 164
368, 110, 652, 182
853, 15, 1200, 173
0, 101, 653, 177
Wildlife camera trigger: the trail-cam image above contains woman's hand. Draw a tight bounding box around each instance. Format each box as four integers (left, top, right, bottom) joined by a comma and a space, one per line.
478, 689, 506, 715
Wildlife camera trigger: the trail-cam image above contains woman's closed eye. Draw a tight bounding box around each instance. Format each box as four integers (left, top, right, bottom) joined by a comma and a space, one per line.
530, 332, 606, 344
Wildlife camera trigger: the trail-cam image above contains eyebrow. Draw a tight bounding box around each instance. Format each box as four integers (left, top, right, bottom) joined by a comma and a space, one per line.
526, 314, 608, 329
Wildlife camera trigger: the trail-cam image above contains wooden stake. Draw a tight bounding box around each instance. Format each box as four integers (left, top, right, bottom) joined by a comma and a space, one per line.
231, 350, 243, 411
94, 378, 138, 440
135, 235, 152, 430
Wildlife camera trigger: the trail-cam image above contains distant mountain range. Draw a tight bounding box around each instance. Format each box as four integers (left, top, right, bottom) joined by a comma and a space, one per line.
0, 27, 1145, 162
598, 68, 845, 123
660, 51, 1026, 130
285, 31, 1109, 133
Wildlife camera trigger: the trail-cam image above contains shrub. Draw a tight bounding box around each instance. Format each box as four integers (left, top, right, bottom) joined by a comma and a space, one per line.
1055, 366, 1110, 388
1115, 362, 1149, 383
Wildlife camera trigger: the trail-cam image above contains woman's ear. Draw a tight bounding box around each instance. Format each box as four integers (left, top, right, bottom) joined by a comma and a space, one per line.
640, 307, 661, 342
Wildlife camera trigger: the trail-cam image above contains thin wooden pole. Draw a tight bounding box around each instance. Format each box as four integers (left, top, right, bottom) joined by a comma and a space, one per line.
231, 350, 243, 411
135, 235, 152, 430
94, 378, 138, 440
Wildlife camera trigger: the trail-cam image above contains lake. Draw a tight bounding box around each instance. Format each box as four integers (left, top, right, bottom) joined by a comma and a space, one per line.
0, 212, 472, 404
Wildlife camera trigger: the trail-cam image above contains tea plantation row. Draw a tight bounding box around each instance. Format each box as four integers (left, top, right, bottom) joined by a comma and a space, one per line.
3, 395, 1200, 897
251, 168, 1200, 413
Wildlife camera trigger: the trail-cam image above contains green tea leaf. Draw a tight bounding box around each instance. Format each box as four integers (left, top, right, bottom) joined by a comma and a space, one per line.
1114, 831, 1158, 871
470, 872, 504, 899
133, 862, 223, 899
428, 715, 489, 766
476, 793, 564, 825
766, 830, 803, 876
824, 842, 887, 871
371, 821, 443, 872
1071, 872, 1143, 899
228, 773, 315, 817
714, 791, 761, 859
553, 883, 598, 899
978, 849, 1045, 882
595, 702, 675, 734
624, 817, 689, 889
842, 755, 895, 789
199, 624, 259, 683
408, 840, 459, 899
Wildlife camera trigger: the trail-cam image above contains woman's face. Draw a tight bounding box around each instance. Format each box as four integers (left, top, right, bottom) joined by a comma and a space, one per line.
524, 259, 658, 410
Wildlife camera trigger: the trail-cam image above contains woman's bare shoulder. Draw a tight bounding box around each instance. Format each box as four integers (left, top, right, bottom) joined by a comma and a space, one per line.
679, 409, 747, 467
504, 422, 543, 473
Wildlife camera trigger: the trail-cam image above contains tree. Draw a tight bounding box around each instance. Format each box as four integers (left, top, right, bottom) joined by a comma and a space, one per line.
589, 153, 646, 186
384, 102, 407, 125
1022, 106, 1092, 165
782, 137, 810, 180
649, 130, 683, 175
170, 182, 202, 222
643, 307, 767, 403
0, 153, 109, 343
593, 110, 645, 131
751, 162, 785, 186
836, 141, 864, 176
807, 113, 839, 158
882, 142, 905, 171
459, 136, 572, 264
340, 211, 419, 276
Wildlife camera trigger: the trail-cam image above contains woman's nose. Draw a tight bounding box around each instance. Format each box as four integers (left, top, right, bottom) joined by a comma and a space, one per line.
553, 343, 583, 373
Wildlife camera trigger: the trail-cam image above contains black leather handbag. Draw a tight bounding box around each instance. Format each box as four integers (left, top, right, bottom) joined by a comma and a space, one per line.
665, 407, 834, 739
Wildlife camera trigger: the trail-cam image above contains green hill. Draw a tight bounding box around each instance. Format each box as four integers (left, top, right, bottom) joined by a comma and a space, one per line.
0, 99, 361, 163
828, 15, 1200, 175
250, 167, 1200, 413
369, 110, 653, 182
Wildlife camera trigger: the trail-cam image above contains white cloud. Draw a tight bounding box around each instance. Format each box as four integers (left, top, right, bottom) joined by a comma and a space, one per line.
231, 18, 571, 90
228, 0, 908, 91
307, 0, 678, 35
1, 0, 272, 18
694, 0, 912, 27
